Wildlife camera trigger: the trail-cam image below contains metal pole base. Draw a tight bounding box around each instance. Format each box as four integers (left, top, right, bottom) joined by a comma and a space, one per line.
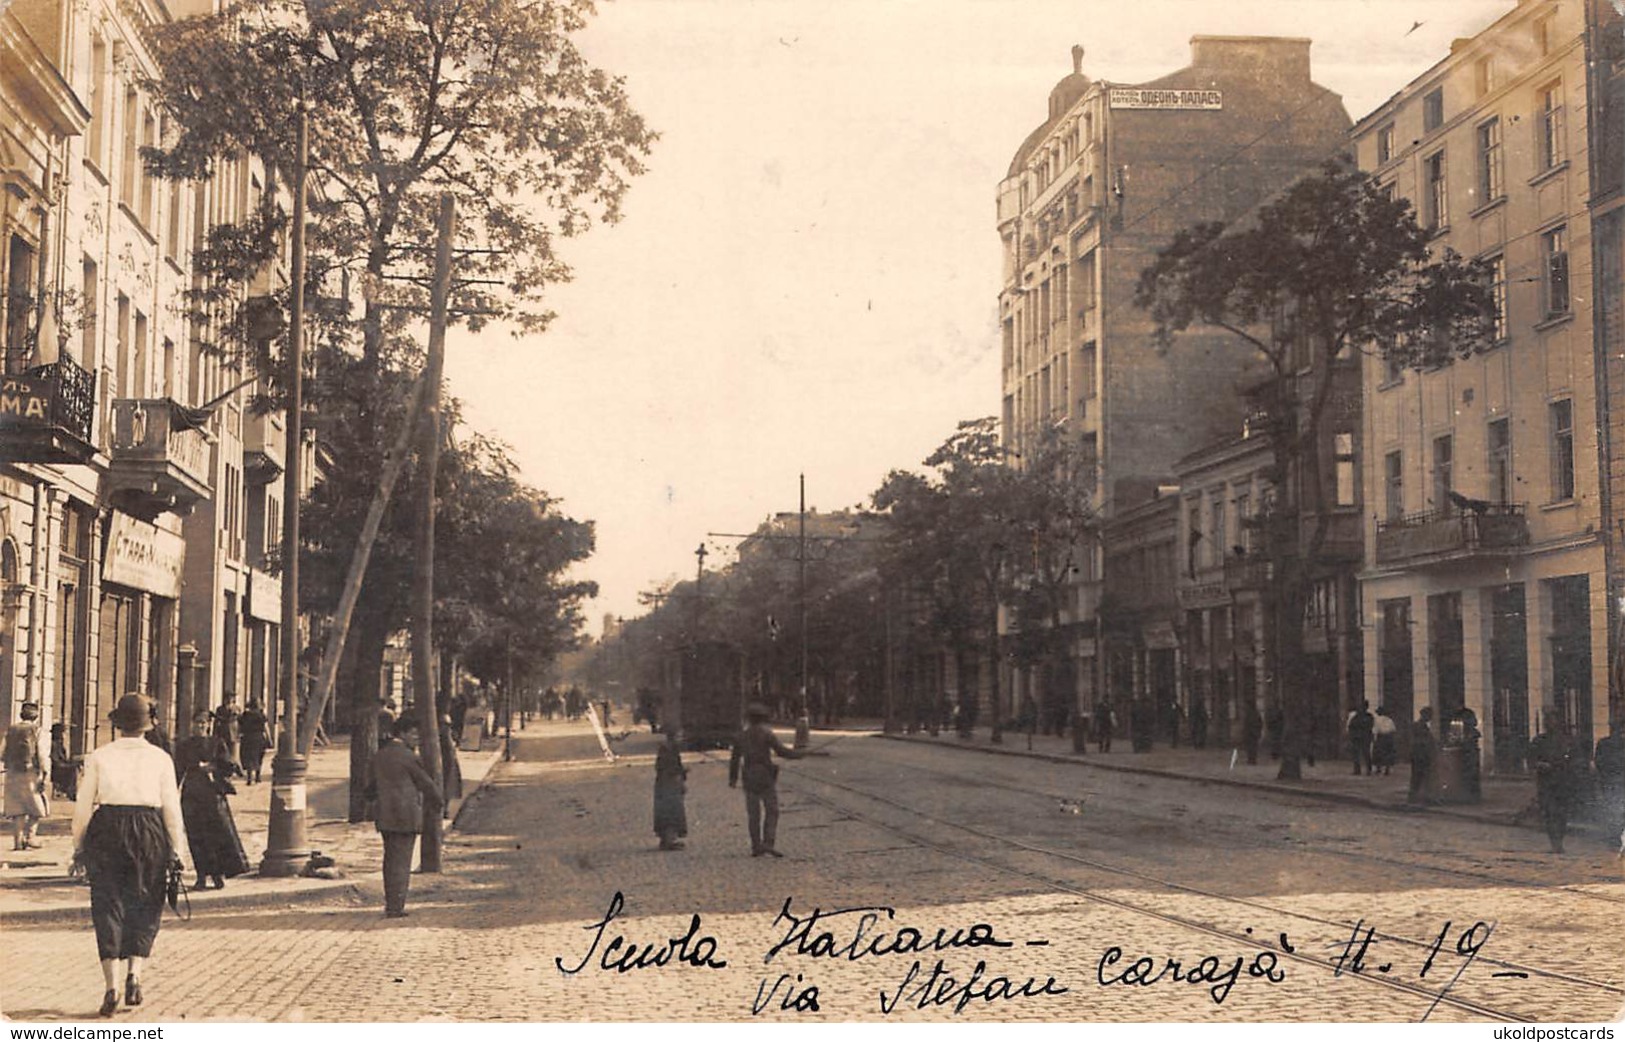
259, 746, 310, 878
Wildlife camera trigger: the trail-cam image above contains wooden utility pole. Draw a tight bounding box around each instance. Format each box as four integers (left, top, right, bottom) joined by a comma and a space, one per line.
413, 193, 456, 872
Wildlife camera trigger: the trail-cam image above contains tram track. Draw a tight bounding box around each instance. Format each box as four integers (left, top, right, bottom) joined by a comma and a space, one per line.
846, 751, 1625, 906
777, 758, 1624, 1022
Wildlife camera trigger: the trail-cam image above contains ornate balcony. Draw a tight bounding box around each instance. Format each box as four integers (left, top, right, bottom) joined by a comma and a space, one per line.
1223, 552, 1273, 591
106, 398, 213, 519
242, 408, 284, 485
1375, 504, 1528, 568
0, 358, 98, 465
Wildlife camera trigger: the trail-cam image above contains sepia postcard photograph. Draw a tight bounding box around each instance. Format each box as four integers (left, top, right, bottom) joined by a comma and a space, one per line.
1, 0, 1623, 1025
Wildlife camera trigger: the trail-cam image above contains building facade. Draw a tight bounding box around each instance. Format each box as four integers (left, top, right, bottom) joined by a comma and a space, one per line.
1, 0, 290, 755
1353, 0, 1610, 771
997, 37, 1351, 727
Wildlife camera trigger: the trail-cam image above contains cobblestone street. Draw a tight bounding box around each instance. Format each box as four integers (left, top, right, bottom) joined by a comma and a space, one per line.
2, 719, 1621, 1023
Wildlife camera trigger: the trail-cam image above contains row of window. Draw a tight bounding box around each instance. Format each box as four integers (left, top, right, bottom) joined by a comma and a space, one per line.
1410, 84, 1566, 233
1380, 400, 1574, 522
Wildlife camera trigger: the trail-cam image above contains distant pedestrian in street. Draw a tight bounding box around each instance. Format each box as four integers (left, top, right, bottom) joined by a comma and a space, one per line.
1130, 700, 1153, 753
1529, 710, 1579, 854
1242, 701, 1263, 765
4, 702, 48, 849
365, 712, 443, 918
72, 694, 186, 1017
1595, 719, 1624, 843
729, 702, 810, 857
1346, 700, 1375, 776
653, 732, 689, 851
1456, 706, 1483, 801
1190, 699, 1209, 750
438, 713, 463, 821
174, 711, 249, 891
238, 699, 269, 785
51, 721, 78, 801
1408, 707, 1437, 804
1371, 705, 1399, 775
1094, 700, 1115, 753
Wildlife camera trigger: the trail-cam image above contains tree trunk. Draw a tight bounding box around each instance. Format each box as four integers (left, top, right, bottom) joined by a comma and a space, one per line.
988, 594, 1003, 744
1274, 567, 1310, 781
347, 606, 390, 822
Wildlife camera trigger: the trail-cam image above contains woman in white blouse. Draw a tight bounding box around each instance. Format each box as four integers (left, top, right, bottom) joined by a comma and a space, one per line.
72, 694, 187, 1017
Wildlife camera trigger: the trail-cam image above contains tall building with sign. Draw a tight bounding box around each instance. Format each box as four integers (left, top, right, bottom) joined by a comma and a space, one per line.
1, 0, 291, 753
1352, 0, 1611, 772
996, 37, 1350, 729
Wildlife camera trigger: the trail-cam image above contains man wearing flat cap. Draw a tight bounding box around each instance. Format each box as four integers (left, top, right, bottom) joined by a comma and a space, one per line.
728, 702, 807, 857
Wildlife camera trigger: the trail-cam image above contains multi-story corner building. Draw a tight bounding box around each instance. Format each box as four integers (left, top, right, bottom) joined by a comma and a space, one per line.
1353, 0, 1610, 771
1, 0, 290, 753
1586, 0, 1624, 725
996, 37, 1350, 726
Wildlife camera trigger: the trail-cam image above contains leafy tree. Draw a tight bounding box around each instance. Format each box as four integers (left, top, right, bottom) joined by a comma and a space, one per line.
146, 0, 651, 808
1136, 159, 1496, 779
875, 418, 1017, 740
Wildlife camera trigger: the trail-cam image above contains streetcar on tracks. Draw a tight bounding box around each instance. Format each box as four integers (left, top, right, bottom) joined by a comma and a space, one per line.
660, 640, 745, 749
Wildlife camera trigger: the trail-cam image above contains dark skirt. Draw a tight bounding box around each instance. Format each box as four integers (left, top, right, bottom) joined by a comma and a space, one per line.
653, 778, 687, 837
1372, 732, 1398, 768
240, 737, 269, 773
180, 773, 250, 879
84, 806, 171, 960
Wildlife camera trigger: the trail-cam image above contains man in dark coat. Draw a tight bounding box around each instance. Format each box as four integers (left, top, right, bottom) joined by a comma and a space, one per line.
1190, 699, 1209, 750
365, 713, 443, 917
1594, 719, 1624, 844
1529, 711, 1579, 854
1408, 707, 1437, 804
728, 702, 808, 857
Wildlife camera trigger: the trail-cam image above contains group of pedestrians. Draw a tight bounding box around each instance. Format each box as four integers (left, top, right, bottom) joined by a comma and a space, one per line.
1343, 701, 1400, 776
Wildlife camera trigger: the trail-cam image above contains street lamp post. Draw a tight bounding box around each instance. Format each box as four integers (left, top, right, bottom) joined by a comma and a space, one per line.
260, 105, 309, 878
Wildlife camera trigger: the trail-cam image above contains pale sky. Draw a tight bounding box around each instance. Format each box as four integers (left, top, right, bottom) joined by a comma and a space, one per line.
442, 0, 1515, 636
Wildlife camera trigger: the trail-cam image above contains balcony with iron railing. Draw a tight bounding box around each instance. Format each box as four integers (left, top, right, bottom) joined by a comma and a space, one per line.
1223, 551, 1273, 591
1374, 503, 1528, 567
106, 398, 213, 519
0, 357, 98, 465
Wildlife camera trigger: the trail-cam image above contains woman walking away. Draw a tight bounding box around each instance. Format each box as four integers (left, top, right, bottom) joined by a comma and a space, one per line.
72, 694, 186, 1017
237, 699, 269, 785
174, 711, 250, 890
653, 732, 689, 850
4, 702, 48, 849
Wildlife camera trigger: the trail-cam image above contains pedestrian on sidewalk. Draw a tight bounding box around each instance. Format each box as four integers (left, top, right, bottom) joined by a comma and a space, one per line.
212, 695, 242, 768
1529, 710, 1579, 854
1266, 703, 1284, 760
364, 712, 443, 918
1371, 705, 1398, 775
71, 694, 187, 1017
1346, 700, 1374, 776
1242, 701, 1262, 765
1595, 719, 1624, 844
175, 710, 249, 891
238, 699, 269, 785
1408, 707, 1437, 804
729, 702, 810, 857
51, 721, 78, 801
654, 732, 689, 851
1190, 699, 1209, 750
1094, 699, 1115, 753
143, 704, 172, 757
4, 702, 48, 849
438, 713, 463, 820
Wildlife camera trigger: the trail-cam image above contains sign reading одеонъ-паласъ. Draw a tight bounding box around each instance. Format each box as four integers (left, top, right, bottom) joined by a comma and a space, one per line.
1108, 88, 1223, 110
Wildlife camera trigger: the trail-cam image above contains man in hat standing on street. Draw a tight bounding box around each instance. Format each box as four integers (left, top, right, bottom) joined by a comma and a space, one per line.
364, 712, 442, 917
729, 703, 809, 857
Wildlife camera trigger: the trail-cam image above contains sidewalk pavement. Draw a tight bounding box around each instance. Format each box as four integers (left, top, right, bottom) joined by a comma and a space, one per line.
0, 732, 506, 923
882, 726, 1564, 829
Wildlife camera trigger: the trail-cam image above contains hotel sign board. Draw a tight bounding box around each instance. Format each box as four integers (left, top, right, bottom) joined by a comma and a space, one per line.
1109, 88, 1223, 111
